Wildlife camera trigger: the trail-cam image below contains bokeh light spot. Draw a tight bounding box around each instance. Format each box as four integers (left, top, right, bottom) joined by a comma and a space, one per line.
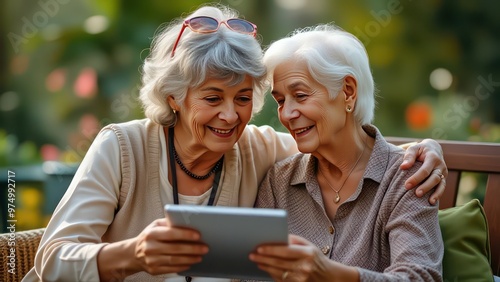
10, 55, 30, 75
0, 91, 20, 111
41, 144, 60, 161
430, 68, 453, 91
46, 68, 66, 92
274, 0, 307, 10
74, 68, 97, 98
83, 15, 109, 34
79, 114, 100, 138
405, 101, 433, 131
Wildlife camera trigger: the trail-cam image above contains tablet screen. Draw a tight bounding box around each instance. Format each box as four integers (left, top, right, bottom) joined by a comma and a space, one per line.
164, 205, 288, 280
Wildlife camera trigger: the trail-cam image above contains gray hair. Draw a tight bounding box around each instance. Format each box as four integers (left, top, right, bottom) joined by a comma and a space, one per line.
263, 24, 376, 125
139, 4, 267, 126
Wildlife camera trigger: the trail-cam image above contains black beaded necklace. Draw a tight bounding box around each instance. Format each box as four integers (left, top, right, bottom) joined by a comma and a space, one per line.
167, 127, 223, 206
172, 145, 223, 180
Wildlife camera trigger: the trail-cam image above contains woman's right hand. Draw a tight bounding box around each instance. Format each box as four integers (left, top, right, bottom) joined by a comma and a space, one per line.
134, 218, 209, 275
249, 235, 359, 282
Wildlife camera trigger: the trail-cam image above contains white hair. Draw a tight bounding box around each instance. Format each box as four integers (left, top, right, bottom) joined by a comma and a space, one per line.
139, 4, 267, 126
263, 24, 376, 125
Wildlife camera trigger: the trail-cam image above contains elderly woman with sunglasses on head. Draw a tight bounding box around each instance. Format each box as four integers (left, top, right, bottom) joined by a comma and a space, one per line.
249, 24, 444, 282
23, 5, 446, 282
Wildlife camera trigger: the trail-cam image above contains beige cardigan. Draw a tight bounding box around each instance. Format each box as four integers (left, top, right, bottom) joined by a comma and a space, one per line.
23, 119, 297, 282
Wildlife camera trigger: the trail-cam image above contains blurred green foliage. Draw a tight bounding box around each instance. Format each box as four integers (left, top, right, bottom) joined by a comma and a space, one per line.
1, 0, 499, 165
0, 129, 41, 166
1, 0, 498, 231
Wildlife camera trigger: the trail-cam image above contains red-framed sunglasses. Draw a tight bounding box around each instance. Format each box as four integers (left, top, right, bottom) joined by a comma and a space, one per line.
171, 16, 257, 57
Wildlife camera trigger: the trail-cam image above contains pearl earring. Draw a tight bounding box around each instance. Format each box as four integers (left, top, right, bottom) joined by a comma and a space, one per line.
346, 105, 352, 112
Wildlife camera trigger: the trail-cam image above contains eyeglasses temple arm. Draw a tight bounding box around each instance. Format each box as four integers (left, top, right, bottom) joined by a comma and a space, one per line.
171, 24, 187, 58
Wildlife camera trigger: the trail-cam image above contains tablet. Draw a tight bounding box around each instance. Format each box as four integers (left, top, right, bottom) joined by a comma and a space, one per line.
164, 204, 288, 280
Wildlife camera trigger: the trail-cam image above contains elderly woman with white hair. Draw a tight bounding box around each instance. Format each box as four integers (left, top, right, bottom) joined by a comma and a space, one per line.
250, 25, 443, 281
23, 5, 445, 281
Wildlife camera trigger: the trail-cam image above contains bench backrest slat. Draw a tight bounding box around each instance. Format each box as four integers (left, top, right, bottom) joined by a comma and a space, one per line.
484, 173, 500, 275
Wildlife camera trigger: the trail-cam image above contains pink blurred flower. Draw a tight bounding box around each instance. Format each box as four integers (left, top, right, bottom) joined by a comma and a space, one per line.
74, 68, 97, 98
41, 144, 60, 161
46, 68, 66, 92
79, 114, 100, 138
10, 55, 30, 75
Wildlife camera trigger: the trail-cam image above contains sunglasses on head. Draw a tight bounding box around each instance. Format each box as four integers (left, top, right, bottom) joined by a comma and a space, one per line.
171, 16, 257, 57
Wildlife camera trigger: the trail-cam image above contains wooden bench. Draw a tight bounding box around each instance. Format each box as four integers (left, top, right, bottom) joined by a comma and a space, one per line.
386, 137, 500, 277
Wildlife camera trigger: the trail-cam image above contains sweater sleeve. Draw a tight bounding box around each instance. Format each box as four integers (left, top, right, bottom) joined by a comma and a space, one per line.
25, 129, 122, 282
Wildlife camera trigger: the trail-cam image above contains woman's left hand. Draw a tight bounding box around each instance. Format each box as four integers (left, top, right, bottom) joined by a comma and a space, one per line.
249, 235, 357, 282
400, 138, 448, 205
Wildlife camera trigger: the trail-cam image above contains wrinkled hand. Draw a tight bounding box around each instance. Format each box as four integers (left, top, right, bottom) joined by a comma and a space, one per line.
250, 235, 340, 282
401, 138, 448, 205
134, 218, 208, 275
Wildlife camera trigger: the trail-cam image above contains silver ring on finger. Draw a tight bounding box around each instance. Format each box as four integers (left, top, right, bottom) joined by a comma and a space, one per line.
433, 169, 444, 180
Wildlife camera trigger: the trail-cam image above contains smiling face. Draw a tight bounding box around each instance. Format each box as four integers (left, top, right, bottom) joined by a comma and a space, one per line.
170, 75, 254, 154
272, 60, 351, 154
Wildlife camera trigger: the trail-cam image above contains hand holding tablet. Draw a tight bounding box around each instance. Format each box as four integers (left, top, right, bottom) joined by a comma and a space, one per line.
164, 205, 288, 280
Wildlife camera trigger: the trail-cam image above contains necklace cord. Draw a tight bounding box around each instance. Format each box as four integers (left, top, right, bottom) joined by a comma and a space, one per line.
168, 127, 180, 204
318, 142, 366, 203
167, 127, 223, 205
